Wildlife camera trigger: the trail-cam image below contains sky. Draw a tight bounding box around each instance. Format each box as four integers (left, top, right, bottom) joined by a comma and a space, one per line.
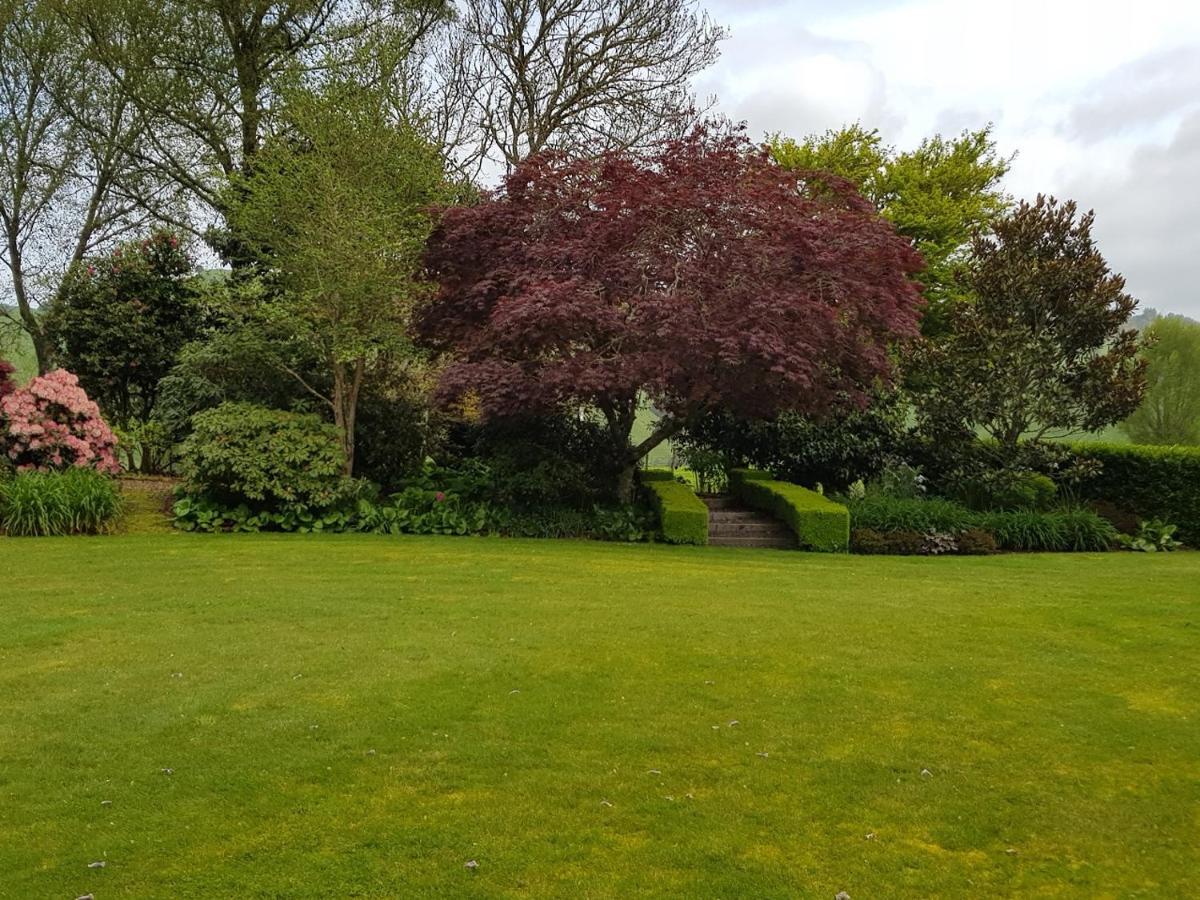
697, 0, 1200, 319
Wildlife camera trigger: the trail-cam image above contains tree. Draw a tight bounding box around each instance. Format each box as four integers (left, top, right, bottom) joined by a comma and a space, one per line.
418, 128, 925, 499
771, 124, 1011, 331
445, 0, 726, 170
1, 0, 170, 373
226, 75, 452, 475
71, 0, 451, 241
1121, 316, 1200, 445
913, 196, 1146, 455
43, 229, 209, 430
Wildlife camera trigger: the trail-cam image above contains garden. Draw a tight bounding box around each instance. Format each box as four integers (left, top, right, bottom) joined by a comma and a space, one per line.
2, 1, 1200, 897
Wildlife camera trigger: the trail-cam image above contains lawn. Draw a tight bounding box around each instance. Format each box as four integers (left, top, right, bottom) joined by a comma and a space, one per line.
2, 537, 1197, 898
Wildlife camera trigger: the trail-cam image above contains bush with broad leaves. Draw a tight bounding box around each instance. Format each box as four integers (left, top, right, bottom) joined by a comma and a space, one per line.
1, 369, 120, 473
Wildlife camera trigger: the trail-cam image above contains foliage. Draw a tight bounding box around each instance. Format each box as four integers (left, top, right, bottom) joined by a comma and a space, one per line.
980, 508, 1116, 553
952, 469, 1057, 512
420, 127, 924, 498
441, 415, 617, 510
850, 528, 925, 555
1119, 519, 1182, 553
771, 124, 1011, 330
912, 196, 1146, 455
728, 469, 849, 552
0, 369, 120, 473
676, 443, 729, 494
0, 467, 122, 535
352, 388, 439, 494
640, 470, 708, 545
870, 459, 927, 500
956, 527, 999, 555
0, 358, 13, 397
1066, 442, 1200, 544
843, 493, 977, 534
1121, 315, 1200, 445
226, 73, 453, 474
680, 392, 907, 492
177, 402, 355, 515
43, 230, 209, 439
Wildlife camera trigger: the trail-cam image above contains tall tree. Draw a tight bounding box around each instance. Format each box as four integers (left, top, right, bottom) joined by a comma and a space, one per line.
913, 196, 1146, 453
446, 0, 726, 170
70, 0, 450, 231
1121, 315, 1200, 445
771, 124, 1012, 331
418, 129, 925, 499
0, 0, 168, 373
226, 74, 452, 474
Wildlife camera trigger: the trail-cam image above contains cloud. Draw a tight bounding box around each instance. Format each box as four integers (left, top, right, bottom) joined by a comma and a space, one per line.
1065, 45, 1200, 142
1061, 112, 1200, 318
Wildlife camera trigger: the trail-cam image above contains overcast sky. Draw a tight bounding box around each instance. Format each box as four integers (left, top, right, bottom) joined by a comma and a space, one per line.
697, 0, 1200, 319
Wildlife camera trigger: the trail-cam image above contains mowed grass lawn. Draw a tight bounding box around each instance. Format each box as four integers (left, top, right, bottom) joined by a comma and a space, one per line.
2, 537, 1198, 898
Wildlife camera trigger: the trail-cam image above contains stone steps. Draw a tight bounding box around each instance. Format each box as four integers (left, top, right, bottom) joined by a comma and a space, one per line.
702, 495, 796, 549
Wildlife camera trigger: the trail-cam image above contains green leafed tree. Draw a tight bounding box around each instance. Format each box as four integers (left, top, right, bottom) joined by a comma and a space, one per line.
770, 123, 1012, 331
225, 73, 454, 475
1121, 316, 1200, 445
912, 195, 1147, 456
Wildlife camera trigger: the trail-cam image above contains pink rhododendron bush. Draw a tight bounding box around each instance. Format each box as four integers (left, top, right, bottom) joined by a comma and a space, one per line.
0, 369, 120, 473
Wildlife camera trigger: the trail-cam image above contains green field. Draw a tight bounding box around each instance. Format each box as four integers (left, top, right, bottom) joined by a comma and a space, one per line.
0, 307, 37, 385
2, 535, 1197, 898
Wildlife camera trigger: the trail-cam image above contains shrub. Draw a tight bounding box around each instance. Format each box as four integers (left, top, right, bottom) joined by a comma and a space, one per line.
953, 469, 1057, 511
729, 469, 849, 552
178, 402, 354, 515
681, 394, 907, 491
0, 359, 14, 397
851, 528, 925, 555
1057, 508, 1120, 552
0, 369, 119, 473
843, 493, 977, 534
641, 470, 708, 545
1067, 443, 1200, 544
0, 468, 123, 536
956, 528, 999, 555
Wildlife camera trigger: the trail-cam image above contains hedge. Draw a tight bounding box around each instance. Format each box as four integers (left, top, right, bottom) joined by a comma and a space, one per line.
640, 470, 708, 545
1069, 443, 1200, 544
728, 468, 849, 552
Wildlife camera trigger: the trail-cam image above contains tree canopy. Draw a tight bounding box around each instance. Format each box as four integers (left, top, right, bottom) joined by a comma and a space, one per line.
913, 196, 1146, 453
771, 124, 1011, 331
418, 128, 925, 497
1121, 315, 1200, 445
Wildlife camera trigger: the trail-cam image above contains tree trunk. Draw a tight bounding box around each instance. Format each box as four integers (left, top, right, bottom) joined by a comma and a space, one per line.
330, 356, 365, 477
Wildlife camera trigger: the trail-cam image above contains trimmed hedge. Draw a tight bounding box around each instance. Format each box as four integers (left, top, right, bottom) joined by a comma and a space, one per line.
641, 470, 708, 545
1068, 443, 1200, 544
728, 468, 849, 552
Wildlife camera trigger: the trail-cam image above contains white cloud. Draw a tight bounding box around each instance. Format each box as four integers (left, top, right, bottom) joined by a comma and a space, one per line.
700, 0, 1200, 318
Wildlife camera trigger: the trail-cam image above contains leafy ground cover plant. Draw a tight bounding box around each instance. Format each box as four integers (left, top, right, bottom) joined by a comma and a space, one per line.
0, 468, 122, 535
1120, 519, 1183, 552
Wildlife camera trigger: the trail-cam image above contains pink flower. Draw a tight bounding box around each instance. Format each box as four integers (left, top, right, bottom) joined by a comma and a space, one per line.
435, 491, 446, 502
0, 369, 119, 474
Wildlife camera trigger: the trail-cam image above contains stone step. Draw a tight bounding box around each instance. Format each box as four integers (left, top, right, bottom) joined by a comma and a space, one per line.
708, 534, 798, 549
707, 509, 768, 523
709, 520, 794, 538
701, 494, 739, 510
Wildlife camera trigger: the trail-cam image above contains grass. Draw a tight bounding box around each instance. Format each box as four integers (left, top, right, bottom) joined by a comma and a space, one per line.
1, 537, 1197, 898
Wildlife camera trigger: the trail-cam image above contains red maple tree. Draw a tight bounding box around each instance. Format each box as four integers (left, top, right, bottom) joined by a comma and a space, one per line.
419, 129, 925, 498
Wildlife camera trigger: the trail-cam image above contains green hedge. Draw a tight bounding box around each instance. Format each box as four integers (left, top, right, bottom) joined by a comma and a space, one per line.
728, 468, 849, 552
641, 470, 708, 545
1069, 443, 1200, 544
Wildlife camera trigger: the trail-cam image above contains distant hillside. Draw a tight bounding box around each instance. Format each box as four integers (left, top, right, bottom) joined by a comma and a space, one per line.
1130, 307, 1199, 331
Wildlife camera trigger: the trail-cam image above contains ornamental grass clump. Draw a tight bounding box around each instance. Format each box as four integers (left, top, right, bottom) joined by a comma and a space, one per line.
0, 369, 119, 473
0, 468, 123, 536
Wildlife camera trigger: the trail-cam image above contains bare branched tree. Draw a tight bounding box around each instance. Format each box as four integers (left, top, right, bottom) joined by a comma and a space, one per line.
0, 0, 175, 373
442, 0, 727, 171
